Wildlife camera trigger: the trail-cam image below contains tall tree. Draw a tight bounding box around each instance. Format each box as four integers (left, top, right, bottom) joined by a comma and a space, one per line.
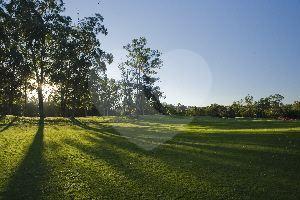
1, 0, 111, 118
90, 73, 121, 116
0, 0, 31, 115
50, 12, 112, 117
120, 37, 163, 116
3, 0, 67, 118
119, 65, 135, 115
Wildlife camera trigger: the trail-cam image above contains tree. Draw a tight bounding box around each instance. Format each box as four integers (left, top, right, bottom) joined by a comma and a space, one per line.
268, 94, 284, 118
90, 73, 121, 116
1, 0, 111, 118
2, 0, 68, 118
242, 95, 256, 118
50, 12, 112, 117
0, 1, 30, 115
206, 104, 227, 118
231, 99, 243, 117
119, 66, 135, 115
120, 37, 163, 116
287, 101, 300, 119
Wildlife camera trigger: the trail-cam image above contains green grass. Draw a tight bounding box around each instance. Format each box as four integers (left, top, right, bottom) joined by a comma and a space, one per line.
0, 115, 300, 199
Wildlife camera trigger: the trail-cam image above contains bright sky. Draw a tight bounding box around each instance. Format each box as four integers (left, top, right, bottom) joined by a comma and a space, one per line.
63, 0, 300, 106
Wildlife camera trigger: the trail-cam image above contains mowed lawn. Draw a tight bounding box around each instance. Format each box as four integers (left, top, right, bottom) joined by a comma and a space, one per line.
0, 116, 300, 199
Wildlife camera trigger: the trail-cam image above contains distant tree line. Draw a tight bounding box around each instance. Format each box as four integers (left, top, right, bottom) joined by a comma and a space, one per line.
164, 94, 300, 119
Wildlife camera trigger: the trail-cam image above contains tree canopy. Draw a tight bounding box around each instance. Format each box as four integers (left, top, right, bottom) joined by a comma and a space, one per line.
0, 1, 299, 120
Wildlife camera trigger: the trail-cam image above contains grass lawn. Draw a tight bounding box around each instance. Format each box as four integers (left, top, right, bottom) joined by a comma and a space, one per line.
0, 115, 300, 199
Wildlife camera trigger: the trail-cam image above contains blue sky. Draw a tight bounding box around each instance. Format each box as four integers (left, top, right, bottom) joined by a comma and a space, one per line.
64, 0, 300, 106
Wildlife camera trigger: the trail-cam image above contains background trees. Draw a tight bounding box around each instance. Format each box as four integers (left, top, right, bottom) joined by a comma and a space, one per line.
285, 101, 300, 119
90, 73, 121, 116
0, 0, 30, 116
163, 94, 300, 119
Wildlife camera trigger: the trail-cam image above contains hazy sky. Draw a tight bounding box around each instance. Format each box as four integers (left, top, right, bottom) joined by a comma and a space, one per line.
64, 0, 300, 106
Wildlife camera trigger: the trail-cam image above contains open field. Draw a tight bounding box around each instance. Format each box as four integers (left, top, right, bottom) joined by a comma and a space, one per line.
0, 115, 300, 199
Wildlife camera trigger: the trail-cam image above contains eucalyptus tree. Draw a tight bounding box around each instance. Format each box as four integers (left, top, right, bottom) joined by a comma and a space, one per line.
68, 13, 112, 116
291, 101, 300, 119
90, 73, 121, 116
120, 37, 163, 116
0, 0, 31, 115
98, 76, 121, 116
1, 0, 111, 118
50, 12, 112, 117
1, 0, 68, 118
242, 94, 256, 118
119, 64, 135, 115
46, 13, 72, 116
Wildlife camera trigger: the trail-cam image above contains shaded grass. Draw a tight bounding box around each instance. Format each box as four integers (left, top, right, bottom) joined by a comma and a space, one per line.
3, 118, 47, 199
0, 116, 18, 133
191, 116, 300, 130
0, 116, 299, 199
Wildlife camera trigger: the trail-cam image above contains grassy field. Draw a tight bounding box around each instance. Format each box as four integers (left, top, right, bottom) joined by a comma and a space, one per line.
0, 115, 300, 199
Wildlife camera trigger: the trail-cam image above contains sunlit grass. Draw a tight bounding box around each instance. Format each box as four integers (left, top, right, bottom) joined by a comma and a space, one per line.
0, 115, 300, 199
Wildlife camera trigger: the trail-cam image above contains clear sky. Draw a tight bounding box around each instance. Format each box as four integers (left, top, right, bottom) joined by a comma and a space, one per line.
63, 0, 300, 106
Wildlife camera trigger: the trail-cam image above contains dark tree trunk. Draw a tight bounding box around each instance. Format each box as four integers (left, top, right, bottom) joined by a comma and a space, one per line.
60, 88, 66, 117
37, 82, 44, 118
31, 46, 44, 119
8, 64, 16, 115
84, 109, 87, 117
36, 66, 44, 119
71, 95, 76, 118
23, 82, 27, 116
8, 92, 13, 115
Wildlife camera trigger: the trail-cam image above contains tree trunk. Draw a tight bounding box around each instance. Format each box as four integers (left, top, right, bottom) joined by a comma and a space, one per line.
135, 65, 141, 117
37, 82, 44, 119
23, 82, 27, 116
8, 64, 16, 115
60, 88, 66, 117
36, 66, 44, 119
31, 46, 44, 119
71, 95, 76, 118
8, 90, 13, 115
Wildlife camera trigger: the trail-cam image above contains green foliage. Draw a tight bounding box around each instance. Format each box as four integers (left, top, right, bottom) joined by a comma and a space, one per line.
165, 94, 298, 119
0, 0, 111, 118
119, 37, 164, 116
284, 101, 300, 119
90, 73, 121, 116
0, 1, 297, 120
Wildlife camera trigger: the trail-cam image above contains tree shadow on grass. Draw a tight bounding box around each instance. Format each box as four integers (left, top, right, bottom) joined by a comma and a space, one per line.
191, 117, 300, 130
68, 117, 300, 199
70, 117, 120, 136
68, 118, 204, 198
0, 116, 18, 133
3, 118, 47, 199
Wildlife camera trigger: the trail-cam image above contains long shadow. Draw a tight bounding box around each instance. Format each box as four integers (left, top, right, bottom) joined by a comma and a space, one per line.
69, 118, 158, 153
69, 117, 123, 138
68, 117, 300, 199
191, 116, 300, 130
0, 116, 18, 133
68, 118, 191, 198
3, 118, 47, 199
